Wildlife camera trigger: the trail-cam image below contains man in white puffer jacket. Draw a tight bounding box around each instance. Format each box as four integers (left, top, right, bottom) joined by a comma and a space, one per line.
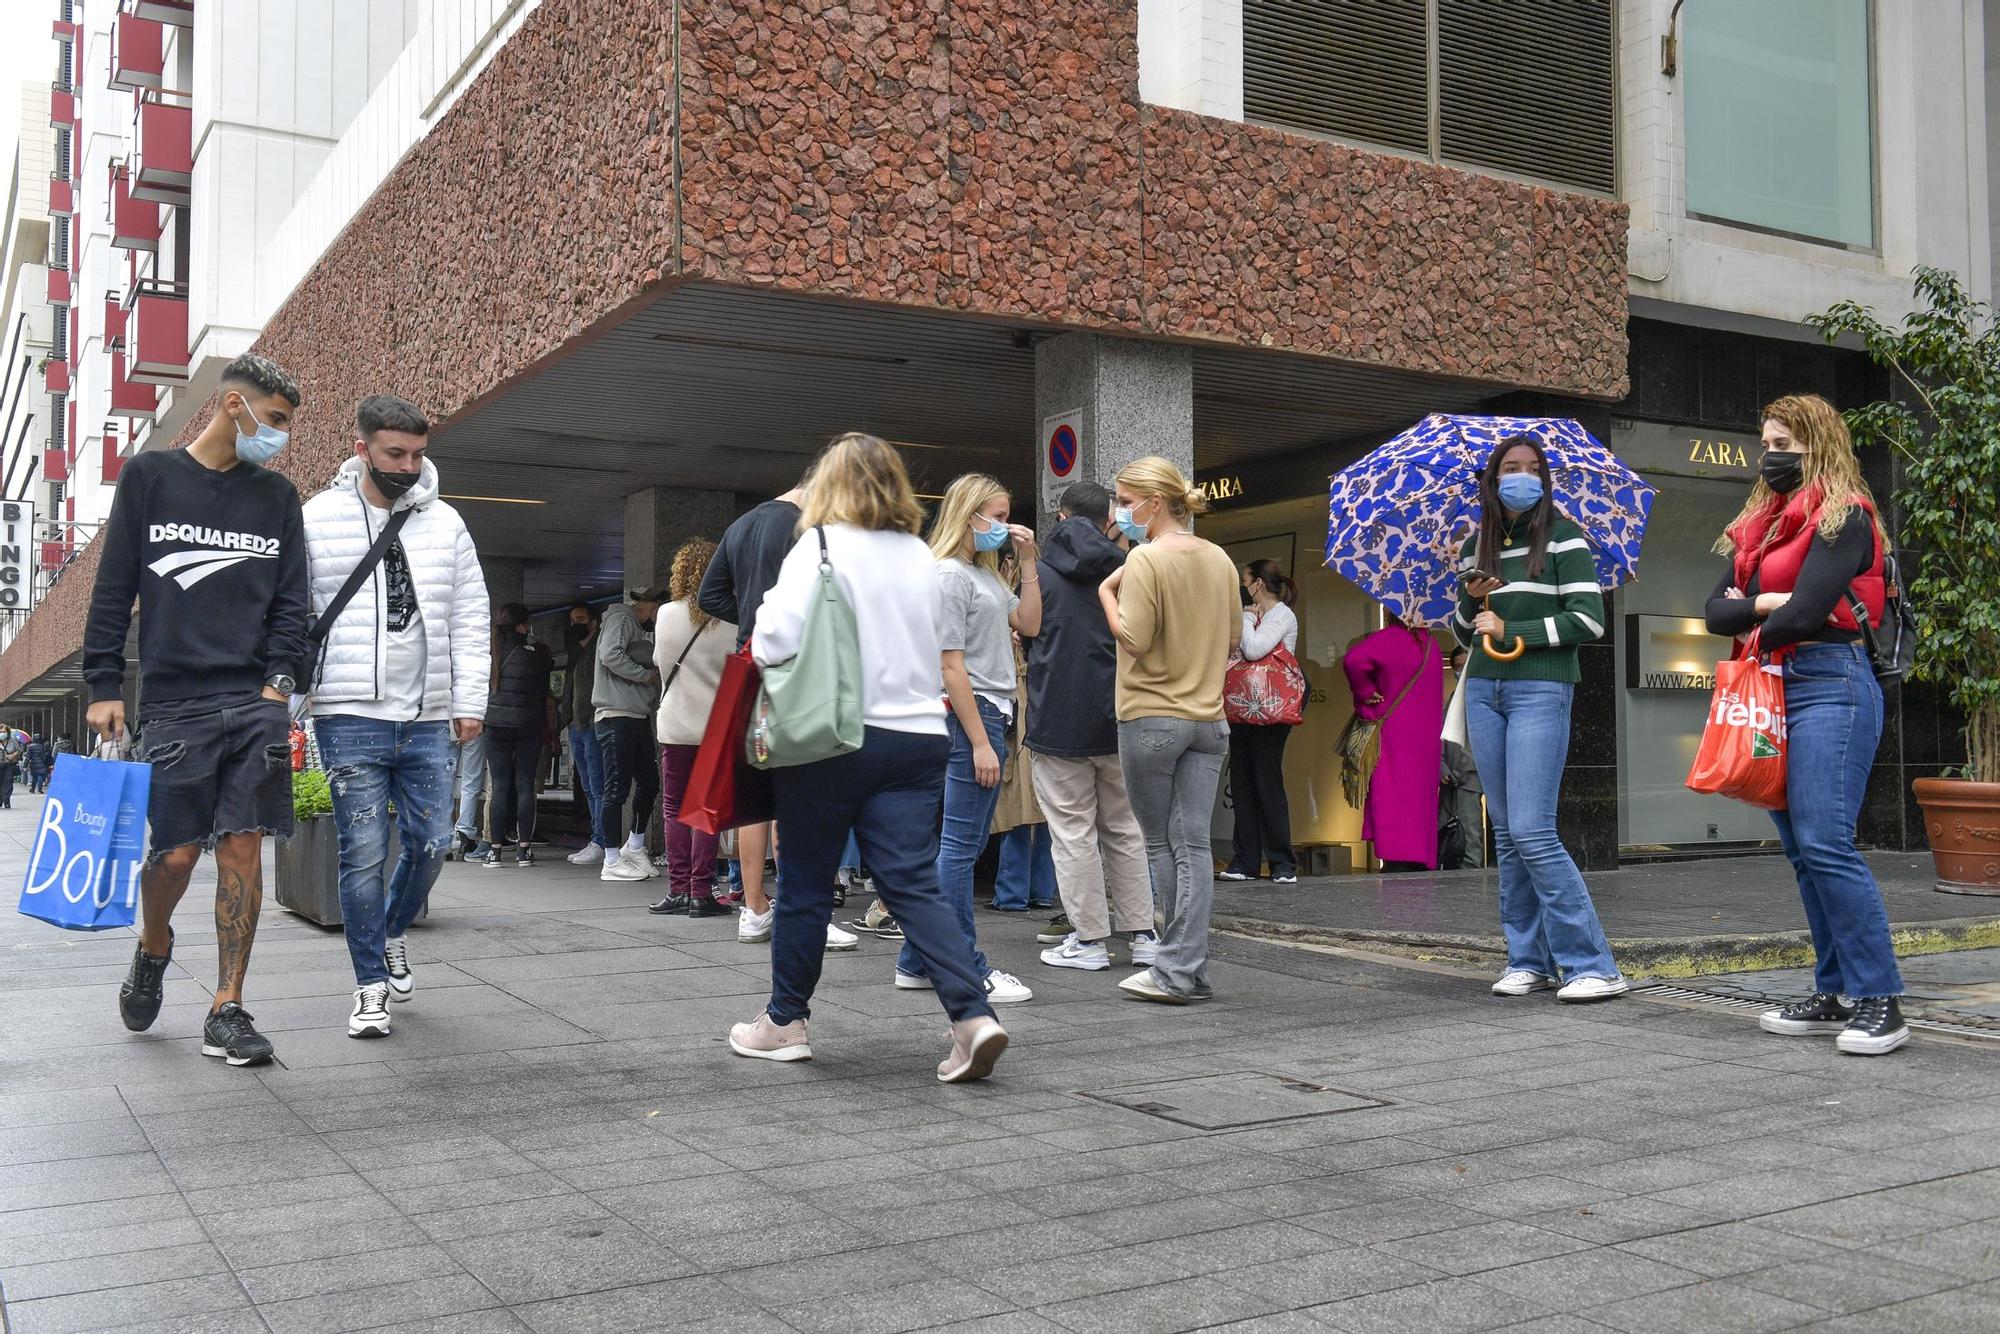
303, 395, 491, 1041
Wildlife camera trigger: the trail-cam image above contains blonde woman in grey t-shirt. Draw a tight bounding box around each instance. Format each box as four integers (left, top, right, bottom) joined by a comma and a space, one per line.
895, 473, 1041, 1005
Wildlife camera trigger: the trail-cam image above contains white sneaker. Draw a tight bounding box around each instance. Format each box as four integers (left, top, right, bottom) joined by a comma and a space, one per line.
1216, 870, 1250, 882
383, 937, 414, 1002
1041, 936, 1110, 971
1492, 970, 1556, 997
348, 983, 392, 1039
600, 857, 649, 883
566, 843, 605, 866
623, 845, 660, 877
738, 907, 774, 944
824, 923, 859, 952
1557, 975, 1630, 1004
1129, 931, 1160, 967
893, 970, 935, 991
984, 970, 1033, 1004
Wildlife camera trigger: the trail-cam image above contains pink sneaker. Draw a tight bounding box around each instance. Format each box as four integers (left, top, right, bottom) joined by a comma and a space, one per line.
937, 1016, 1008, 1084
728, 1013, 812, 1062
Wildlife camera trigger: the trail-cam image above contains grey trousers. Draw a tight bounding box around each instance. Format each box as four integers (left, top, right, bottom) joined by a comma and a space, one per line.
1117, 717, 1229, 997
1030, 751, 1153, 942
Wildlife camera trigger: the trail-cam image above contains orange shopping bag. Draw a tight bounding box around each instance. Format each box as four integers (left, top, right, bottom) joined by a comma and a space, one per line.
1685, 636, 1788, 811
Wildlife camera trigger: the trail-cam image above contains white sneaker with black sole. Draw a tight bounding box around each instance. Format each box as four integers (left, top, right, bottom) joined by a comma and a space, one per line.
349, 982, 393, 1038
384, 937, 414, 1003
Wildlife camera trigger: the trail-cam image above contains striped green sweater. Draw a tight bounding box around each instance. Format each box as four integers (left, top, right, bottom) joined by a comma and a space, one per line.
1452, 515, 1606, 683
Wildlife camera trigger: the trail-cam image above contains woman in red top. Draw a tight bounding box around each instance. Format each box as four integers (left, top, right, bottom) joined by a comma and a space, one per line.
1704, 394, 1905, 1056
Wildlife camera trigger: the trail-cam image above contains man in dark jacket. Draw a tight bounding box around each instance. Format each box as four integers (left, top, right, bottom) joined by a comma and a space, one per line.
695, 477, 808, 942
1021, 482, 1155, 973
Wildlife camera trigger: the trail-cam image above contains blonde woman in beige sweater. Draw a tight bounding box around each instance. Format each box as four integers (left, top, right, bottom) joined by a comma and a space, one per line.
1097, 457, 1240, 1004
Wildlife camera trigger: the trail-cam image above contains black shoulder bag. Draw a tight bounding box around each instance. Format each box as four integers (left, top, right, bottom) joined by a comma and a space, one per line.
1846, 547, 1919, 685
306, 508, 413, 688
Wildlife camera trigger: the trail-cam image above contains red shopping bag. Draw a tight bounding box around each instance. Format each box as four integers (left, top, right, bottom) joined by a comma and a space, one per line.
1224, 645, 1308, 726
679, 647, 775, 835
1686, 640, 1789, 811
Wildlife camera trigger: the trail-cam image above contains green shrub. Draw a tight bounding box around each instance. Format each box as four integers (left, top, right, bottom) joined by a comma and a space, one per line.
293, 769, 333, 822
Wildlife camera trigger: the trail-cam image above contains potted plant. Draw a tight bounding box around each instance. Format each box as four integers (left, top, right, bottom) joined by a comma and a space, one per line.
276, 767, 343, 926
1811, 266, 2000, 894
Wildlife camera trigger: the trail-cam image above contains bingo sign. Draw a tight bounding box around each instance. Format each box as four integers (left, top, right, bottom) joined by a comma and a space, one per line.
0, 502, 34, 612
1039, 410, 1084, 516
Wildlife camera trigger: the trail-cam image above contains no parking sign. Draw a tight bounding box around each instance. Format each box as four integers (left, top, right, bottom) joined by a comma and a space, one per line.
1039, 410, 1083, 516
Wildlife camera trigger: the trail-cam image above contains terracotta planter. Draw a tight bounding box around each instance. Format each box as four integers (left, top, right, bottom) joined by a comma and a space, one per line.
1914, 777, 2000, 896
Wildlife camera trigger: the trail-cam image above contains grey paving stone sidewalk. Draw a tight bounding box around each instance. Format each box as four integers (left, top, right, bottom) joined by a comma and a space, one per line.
1213, 852, 1999, 959
2, 804, 1998, 1333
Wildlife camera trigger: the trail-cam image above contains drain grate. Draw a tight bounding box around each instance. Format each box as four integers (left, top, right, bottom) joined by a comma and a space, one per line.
1076, 1071, 1389, 1130
1634, 984, 2000, 1043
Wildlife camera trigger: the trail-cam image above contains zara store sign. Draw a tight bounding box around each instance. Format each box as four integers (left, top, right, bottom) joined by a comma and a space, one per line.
1610, 418, 1761, 482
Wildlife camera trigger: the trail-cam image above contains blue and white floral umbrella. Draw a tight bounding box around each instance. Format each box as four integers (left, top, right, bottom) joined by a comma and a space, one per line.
1323, 414, 1655, 624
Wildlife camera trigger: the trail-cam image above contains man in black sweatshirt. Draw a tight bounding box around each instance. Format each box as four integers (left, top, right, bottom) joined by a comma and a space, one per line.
83, 353, 309, 1068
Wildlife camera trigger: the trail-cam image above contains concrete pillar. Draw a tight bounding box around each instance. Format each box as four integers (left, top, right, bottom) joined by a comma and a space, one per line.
623, 488, 737, 593
1032, 333, 1195, 528
483, 556, 526, 611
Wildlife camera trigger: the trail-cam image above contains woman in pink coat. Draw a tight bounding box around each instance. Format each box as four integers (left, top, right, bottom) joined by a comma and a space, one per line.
1342, 619, 1444, 870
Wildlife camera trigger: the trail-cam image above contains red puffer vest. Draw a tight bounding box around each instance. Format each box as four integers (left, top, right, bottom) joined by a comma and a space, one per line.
1729, 485, 1884, 632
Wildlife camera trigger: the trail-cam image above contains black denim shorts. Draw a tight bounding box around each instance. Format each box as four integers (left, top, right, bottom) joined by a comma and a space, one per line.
138, 696, 294, 865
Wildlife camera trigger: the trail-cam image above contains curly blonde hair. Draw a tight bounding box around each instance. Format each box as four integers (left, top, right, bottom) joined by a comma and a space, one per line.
670, 539, 718, 632
1715, 393, 1886, 556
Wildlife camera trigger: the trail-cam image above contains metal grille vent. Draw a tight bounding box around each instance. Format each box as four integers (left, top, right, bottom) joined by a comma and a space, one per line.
1243, 0, 1615, 194
1244, 0, 1429, 156
1439, 0, 1616, 191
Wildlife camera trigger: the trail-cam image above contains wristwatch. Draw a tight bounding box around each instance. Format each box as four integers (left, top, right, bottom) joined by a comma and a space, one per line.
265, 675, 297, 695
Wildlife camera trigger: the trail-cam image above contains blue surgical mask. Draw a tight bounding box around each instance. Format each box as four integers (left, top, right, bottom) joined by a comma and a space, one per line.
1114, 504, 1150, 544
971, 515, 1009, 553
1496, 474, 1544, 514
233, 401, 289, 465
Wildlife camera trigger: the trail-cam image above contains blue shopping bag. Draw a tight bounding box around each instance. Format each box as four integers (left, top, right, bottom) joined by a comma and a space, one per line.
17, 752, 152, 932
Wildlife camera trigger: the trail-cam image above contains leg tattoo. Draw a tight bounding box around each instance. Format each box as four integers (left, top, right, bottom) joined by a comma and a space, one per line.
212, 840, 264, 1009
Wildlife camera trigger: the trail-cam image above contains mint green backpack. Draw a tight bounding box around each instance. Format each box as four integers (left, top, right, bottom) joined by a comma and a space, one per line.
747, 527, 865, 769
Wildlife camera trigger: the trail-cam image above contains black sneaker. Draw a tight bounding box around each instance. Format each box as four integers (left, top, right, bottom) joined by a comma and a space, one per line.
1836, 996, 1910, 1056
480, 848, 502, 869
1759, 991, 1855, 1037
1036, 913, 1074, 944
513, 847, 535, 869
688, 897, 732, 919
201, 1004, 275, 1066
649, 892, 692, 915
119, 928, 174, 1032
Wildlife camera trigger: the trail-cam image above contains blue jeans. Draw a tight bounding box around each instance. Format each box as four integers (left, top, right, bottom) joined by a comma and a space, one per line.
1773, 642, 1901, 998
569, 724, 609, 847
453, 732, 487, 843
899, 699, 1006, 980
771, 728, 992, 1025
318, 717, 456, 986
841, 832, 862, 874
994, 824, 1056, 910
1464, 678, 1619, 981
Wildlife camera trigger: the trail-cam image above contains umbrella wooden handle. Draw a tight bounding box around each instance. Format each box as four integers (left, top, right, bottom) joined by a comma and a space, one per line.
1481, 593, 1526, 662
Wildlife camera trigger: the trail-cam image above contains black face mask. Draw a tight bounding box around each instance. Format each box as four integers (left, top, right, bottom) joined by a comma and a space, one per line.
370, 462, 421, 501
1760, 451, 1805, 495
565, 623, 591, 646
1239, 584, 1254, 608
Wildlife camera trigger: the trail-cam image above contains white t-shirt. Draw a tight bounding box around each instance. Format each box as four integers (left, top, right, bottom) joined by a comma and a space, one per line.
752, 525, 948, 736
320, 538, 444, 722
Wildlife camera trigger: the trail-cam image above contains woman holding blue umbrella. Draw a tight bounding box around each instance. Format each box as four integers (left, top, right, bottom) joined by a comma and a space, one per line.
1453, 436, 1628, 1003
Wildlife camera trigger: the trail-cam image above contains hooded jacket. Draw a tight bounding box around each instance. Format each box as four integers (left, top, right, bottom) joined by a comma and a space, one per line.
593, 602, 655, 722
302, 456, 491, 720
487, 632, 554, 734
1023, 516, 1127, 759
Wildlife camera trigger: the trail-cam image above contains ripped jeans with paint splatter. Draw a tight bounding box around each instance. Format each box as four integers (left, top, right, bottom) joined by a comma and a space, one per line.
317, 716, 456, 987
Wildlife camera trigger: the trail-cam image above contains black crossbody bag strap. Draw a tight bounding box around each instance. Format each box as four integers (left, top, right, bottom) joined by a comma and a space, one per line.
307, 507, 414, 685
660, 619, 711, 698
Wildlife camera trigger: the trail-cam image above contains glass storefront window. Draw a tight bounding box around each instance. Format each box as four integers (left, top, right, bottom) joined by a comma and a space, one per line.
1683, 0, 1875, 249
